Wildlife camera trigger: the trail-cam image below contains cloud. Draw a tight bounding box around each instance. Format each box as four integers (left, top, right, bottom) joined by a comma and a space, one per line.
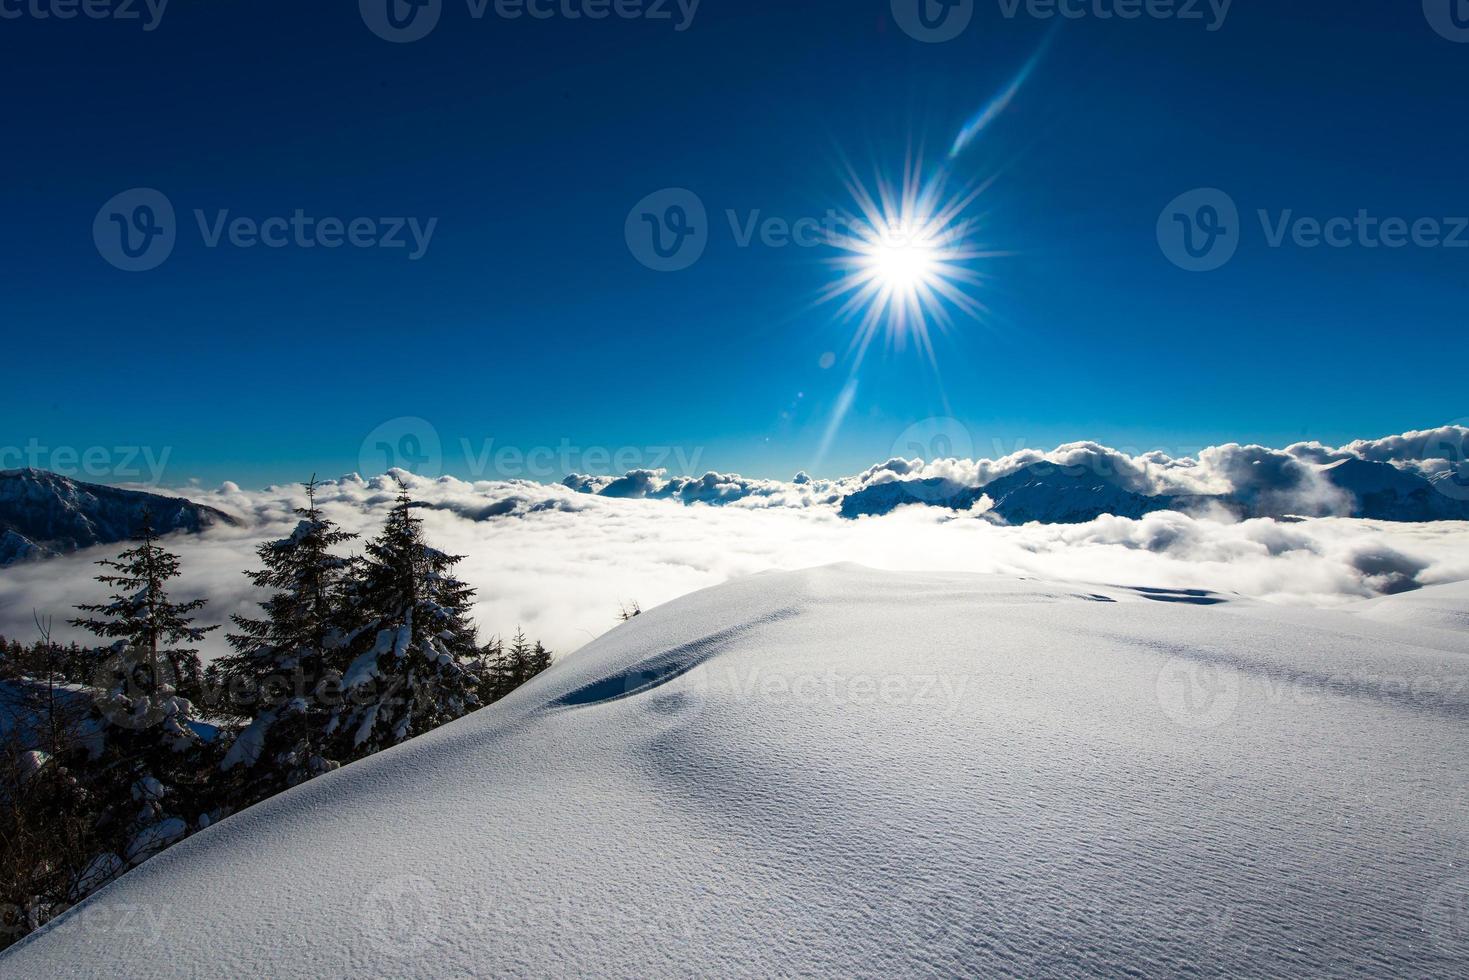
3, 466, 1466, 666
1333, 425, 1469, 480
1347, 546, 1430, 596
559, 424, 1469, 516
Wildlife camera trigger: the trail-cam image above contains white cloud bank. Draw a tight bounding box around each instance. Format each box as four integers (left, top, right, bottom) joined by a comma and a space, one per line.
2, 461, 1466, 663
560, 424, 1469, 513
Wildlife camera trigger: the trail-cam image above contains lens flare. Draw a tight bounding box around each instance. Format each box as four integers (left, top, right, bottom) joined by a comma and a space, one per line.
818, 155, 998, 367
949, 23, 1060, 160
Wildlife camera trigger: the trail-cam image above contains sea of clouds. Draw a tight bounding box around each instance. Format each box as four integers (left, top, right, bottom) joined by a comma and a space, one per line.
2, 425, 1467, 662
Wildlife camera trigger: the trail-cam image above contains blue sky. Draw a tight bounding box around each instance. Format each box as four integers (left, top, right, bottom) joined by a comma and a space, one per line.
3, 0, 1466, 487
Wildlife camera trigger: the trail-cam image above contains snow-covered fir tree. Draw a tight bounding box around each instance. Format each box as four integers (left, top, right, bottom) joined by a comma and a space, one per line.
69, 509, 215, 748
331, 482, 484, 759
68, 510, 216, 867
217, 479, 356, 797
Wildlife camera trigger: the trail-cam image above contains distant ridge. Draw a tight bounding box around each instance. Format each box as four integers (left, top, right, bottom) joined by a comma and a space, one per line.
0, 469, 238, 566
553, 424, 1469, 522
838, 456, 1469, 523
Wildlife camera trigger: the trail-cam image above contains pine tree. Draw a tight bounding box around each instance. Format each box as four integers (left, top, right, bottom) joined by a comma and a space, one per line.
480, 628, 553, 703
332, 482, 483, 758
217, 478, 356, 797
506, 628, 533, 686
69, 510, 215, 745
504, 628, 552, 687
476, 634, 504, 703
68, 510, 216, 863
527, 640, 552, 678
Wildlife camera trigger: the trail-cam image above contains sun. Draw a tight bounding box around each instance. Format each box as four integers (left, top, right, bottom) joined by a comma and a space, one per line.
864, 230, 941, 293
818, 156, 996, 366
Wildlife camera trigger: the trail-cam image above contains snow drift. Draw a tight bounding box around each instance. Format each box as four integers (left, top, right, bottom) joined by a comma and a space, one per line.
5, 566, 1467, 976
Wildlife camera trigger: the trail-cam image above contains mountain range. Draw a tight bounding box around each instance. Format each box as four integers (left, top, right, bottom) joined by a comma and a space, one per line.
839, 456, 1469, 523
0, 469, 237, 566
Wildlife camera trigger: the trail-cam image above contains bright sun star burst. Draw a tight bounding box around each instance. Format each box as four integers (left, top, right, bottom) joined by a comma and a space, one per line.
819, 156, 997, 367
866, 234, 939, 291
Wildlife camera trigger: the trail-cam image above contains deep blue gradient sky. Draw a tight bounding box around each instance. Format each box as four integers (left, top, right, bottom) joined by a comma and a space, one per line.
3, 0, 1466, 487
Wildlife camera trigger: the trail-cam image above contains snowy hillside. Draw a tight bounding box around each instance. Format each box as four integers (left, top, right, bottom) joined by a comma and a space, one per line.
5, 564, 1466, 976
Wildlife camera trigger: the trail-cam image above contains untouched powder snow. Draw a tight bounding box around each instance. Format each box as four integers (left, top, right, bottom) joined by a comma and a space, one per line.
1350, 579, 1469, 634
5, 565, 1468, 977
